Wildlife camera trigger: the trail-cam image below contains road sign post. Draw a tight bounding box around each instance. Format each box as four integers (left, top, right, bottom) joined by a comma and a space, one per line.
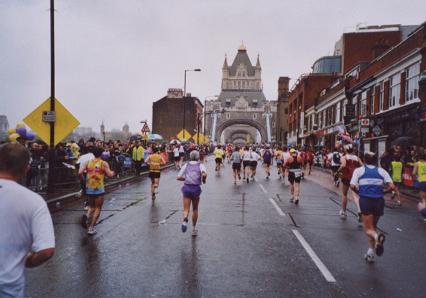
48, 0, 56, 193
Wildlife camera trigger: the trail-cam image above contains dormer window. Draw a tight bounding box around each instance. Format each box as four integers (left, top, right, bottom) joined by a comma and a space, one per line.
252, 99, 258, 107
225, 99, 231, 107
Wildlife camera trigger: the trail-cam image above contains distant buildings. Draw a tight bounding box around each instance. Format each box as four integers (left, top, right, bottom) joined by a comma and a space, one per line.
152, 88, 203, 141
280, 22, 426, 154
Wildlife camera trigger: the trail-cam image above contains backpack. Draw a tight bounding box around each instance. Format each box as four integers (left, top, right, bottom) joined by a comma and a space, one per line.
333, 152, 341, 164
263, 150, 272, 163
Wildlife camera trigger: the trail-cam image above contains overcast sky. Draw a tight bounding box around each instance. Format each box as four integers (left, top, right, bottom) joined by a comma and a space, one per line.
1, 0, 425, 133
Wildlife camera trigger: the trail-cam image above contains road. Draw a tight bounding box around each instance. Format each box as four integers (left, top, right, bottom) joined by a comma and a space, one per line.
26, 158, 426, 297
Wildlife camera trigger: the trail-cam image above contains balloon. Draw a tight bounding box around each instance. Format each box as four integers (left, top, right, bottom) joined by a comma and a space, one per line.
26, 132, 36, 140
16, 123, 26, 129
16, 127, 27, 136
9, 133, 20, 142
7, 128, 16, 135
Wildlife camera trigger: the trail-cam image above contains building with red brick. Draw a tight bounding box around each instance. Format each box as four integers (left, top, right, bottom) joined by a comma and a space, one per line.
152, 89, 203, 141
345, 22, 426, 157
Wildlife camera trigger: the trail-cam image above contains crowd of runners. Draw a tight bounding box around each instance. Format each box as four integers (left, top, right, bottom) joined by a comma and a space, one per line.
2, 140, 426, 296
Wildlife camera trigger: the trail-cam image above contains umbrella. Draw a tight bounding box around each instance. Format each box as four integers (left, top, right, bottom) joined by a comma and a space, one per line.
391, 137, 415, 149
148, 134, 163, 141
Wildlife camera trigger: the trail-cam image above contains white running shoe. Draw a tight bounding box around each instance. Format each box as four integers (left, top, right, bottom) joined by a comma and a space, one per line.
364, 251, 375, 263
87, 227, 97, 235
192, 229, 198, 237
339, 210, 347, 220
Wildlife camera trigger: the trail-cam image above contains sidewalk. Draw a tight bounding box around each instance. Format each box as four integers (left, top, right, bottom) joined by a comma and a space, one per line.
306, 166, 420, 207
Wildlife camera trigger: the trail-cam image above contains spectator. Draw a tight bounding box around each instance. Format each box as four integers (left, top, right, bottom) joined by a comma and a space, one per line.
0, 143, 55, 297
132, 141, 145, 176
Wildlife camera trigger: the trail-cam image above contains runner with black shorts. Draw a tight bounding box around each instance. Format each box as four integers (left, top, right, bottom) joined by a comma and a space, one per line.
338, 145, 362, 220
249, 147, 261, 181
230, 146, 242, 184
285, 148, 303, 205
242, 146, 251, 182
328, 148, 342, 187
146, 147, 166, 201
275, 147, 284, 179
262, 146, 273, 179
350, 152, 394, 263
213, 145, 224, 173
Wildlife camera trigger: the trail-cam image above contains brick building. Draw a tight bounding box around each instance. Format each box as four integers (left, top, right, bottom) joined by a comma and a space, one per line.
287, 73, 339, 146
152, 89, 203, 141
345, 22, 426, 157
285, 23, 423, 149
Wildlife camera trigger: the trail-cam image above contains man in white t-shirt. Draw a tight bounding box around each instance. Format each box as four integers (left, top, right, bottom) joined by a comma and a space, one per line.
173, 145, 180, 170
0, 143, 55, 298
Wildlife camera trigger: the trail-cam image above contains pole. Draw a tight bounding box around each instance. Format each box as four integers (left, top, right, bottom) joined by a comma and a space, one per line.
203, 99, 206, 139
197, 113, 200, 145
183, 70, 187, 141
47, 0, 56, 193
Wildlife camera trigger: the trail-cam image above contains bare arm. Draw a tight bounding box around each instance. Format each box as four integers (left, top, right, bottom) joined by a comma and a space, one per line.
78, 162, 87, 176
103, 161, 115, 178
350, 184, 358, 194
25, 248, 55, 268
177, 176, 185, 181
384, 182, 396, 193
338, 156, 346, 172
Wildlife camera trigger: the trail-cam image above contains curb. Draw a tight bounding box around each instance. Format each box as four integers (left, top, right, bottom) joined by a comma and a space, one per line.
46, 163, 176, 208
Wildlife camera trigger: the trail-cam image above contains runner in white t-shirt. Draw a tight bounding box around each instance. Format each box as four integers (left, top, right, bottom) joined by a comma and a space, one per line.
0, 143, 55, 298
173, 146, 180, 170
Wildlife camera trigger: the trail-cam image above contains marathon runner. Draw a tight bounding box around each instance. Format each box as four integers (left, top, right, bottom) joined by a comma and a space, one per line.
389, 153, 403, 206
173, 145, 180, 170
281, 147, 291, 184
275, 146, 284, 179
242, 146, 251, 182
230, 146, 242, 184
177, 150, 207, 237
338, 145, 363, 221
350, 152, 395, 263
285, 148, 303, 205
249, 146, 261, 181
328, 147, 342, 187
214, 145, 224, 173
145, 147, 166, 201
262, 145, 273, 179
413, 149, 426, 215
306, 148, 314, 175
78, 147, 115, 235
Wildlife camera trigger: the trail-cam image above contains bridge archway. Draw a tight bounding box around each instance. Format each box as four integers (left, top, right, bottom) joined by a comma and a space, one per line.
216, 119, 267, 144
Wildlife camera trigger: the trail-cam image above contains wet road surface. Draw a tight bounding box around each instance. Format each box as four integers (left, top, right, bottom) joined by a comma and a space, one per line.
26, 159, 426, 297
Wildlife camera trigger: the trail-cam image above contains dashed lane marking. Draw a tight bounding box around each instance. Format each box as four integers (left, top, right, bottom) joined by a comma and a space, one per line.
258, 183, 267, 194
269, 198, 286, 217
292, 229, 336, 283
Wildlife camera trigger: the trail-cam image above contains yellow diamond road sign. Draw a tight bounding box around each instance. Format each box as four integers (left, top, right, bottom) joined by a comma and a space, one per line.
177, 129, 191, 141
192, 133, 205, 143
23, 98, 80, 146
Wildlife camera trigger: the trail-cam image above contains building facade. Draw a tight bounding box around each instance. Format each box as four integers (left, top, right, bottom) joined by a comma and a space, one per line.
152, 88, 203, 141
276, 77, 290, 145
0, 115, 9, 141
205, 44, 277, 144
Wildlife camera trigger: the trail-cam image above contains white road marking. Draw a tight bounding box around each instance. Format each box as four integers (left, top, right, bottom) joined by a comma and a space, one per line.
258, 183, 267, 194
269, 198, 286, 216
292, 229, 336, 283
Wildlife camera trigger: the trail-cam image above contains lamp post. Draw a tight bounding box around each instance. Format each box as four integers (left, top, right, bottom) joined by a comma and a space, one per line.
183, 68, 201, 141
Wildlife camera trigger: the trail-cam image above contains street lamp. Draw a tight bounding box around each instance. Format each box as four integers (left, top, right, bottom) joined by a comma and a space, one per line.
183, 68, 201, 141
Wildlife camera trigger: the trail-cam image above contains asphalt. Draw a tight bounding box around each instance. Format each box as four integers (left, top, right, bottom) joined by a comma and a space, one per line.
25, 159, 426, 298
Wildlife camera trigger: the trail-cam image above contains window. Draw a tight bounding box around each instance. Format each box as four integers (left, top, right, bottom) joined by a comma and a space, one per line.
405, 62, 420, 102
272, 121, 275, 128
226, 113, 230, 119
360, 91, 367, 116
336, 102, 341, 123
378, 82, 384, 111
253, 113, 257, 120
389, 73, 400, 108
285, 108, 288, 114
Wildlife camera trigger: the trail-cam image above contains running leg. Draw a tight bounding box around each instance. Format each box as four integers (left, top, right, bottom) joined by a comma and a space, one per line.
182, 197, 191, 233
